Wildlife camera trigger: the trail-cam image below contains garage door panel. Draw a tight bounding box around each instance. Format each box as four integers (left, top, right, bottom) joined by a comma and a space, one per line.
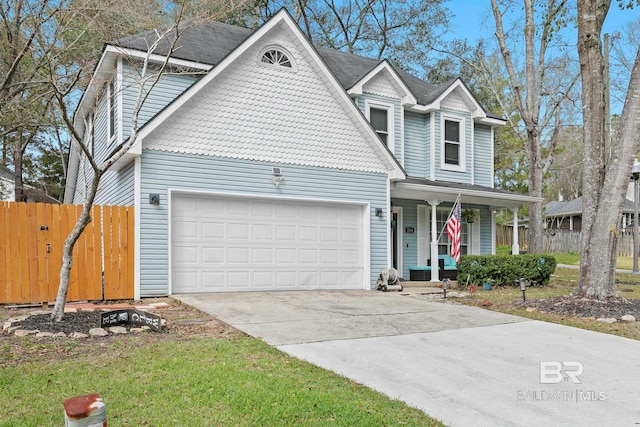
171, 194, 365, 293
202, 222, 225, 239
276, 225, 296, 240
320, 227, 339, 242
202, 247, 224, 264
252, 248, 274, 263
228, 223, 250, 239
228, 247, 250, 263
253, 224, 274, 240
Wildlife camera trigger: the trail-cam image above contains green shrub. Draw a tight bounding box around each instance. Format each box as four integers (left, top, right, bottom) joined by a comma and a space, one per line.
457, 254, 557, 286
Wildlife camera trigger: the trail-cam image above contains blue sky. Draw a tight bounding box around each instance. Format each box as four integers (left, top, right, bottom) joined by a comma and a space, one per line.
445, 2, 639, 113
447, 1, 639, 42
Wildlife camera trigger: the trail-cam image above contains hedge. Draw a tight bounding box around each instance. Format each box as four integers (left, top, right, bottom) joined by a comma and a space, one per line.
457, 254, 557, 286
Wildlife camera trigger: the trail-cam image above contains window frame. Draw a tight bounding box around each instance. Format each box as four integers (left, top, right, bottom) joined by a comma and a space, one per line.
436, 207, 468, 256
365, 100, 395, 153
108, 80, 116, 145
440, 115, 465, 172
257, 46, 297, 72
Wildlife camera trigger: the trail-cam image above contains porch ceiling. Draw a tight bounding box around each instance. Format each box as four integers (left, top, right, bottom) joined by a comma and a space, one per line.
391, 178, 541, 209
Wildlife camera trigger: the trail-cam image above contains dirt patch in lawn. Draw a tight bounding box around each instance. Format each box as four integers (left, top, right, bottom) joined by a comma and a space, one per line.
0, 298, 240, 368
522, 296, 640, 319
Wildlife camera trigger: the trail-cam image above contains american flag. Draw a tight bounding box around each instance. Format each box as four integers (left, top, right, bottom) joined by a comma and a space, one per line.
446, 200, 461, 262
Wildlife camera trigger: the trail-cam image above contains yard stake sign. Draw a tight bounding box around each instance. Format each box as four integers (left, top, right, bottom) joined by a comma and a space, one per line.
100, 309, 162, 332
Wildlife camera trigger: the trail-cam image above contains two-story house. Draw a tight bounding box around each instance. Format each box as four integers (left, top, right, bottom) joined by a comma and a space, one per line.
64, 9, 539, 299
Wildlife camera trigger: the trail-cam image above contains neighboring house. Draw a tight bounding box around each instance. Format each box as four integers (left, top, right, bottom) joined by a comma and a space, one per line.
0, 165, 59, 203
64, 9, 539, 298
545, 196, 636, 232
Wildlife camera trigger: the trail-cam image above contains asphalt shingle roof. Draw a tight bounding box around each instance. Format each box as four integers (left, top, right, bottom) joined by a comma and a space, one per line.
113, 20, 492, 110
545, 196, 636, 216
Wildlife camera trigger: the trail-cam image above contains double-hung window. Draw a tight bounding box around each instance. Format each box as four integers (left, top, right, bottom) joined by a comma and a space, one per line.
365, 101, 394, 152
442, 116, 465, 171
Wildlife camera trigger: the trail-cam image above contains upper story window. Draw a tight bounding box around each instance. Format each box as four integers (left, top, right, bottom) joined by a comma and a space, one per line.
442, 116, 465, 171
365, 100, 394, 153
259, 47, 297, 71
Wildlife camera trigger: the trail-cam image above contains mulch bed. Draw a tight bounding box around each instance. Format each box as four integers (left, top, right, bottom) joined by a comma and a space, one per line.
14, 311, 131, 335
523, 296, 640, 319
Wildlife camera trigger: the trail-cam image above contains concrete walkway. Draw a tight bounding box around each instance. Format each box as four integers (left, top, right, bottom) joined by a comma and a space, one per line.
176, 290, 640, 427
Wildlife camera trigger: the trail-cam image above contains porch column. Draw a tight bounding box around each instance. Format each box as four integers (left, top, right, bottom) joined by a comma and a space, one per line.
428, 200, 440, 282
511, 207, 520, 255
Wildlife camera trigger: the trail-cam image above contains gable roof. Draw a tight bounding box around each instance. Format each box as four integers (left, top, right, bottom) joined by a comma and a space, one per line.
124, 9, 405, 179
545, 197, 635, 217
111, 17, 501, 121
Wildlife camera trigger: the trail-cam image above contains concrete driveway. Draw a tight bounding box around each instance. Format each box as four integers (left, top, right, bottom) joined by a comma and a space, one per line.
176, 290, 640, 427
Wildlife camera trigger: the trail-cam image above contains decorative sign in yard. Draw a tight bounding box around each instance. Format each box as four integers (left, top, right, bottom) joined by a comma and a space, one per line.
99, 309, 162, 332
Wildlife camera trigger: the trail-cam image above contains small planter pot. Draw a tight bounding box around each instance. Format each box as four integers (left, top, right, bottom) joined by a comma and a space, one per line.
482, 282, 492, 291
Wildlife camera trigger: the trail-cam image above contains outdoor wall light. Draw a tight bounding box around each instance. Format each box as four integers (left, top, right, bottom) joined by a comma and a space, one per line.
271, 167, 283, 186
375, 208, 384, 218
518, 278, 527, 301
149, 194, 160, 206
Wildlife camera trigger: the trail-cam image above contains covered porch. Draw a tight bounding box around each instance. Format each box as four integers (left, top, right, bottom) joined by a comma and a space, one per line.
388, 178, 541, 282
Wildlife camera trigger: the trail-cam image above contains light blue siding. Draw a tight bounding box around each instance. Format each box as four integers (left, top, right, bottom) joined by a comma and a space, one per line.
434, 110, 473, 184
95, 161, 135, 206
474, 124, 493, 187
357, 94, 403, 164
479, 206, 492, 254
139, 150, 388, 296
403, 112, 428, 178
391, 198, 418, 278
120, 60, 202, 142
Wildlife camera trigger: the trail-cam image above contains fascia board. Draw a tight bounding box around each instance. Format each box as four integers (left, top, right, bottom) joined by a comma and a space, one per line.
394, 181, 542, 206
347, 61, 417, 106
132, 9, 404, 179
104, 45, 213, 70
131, 12, 293, 146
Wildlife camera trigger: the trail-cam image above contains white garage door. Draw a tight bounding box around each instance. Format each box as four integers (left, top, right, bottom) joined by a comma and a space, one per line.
171, 193, 365, 293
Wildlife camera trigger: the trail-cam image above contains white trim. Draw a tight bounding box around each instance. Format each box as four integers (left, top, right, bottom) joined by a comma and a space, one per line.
347, 61, 417, 106
128, 10, 404, 180
471, 119, 475, 185
417, 204, 428, 265
491, 210, 497, 254
105, 45, 213, 71
399, 105, 405, 167
392, 205, 404, 277
430, 112, 436, 180
167, 188, 372, 292
490, 126, 495, 188
116, 58, 123, 146
363, 201, 372, 290
365, 99, 395, 154
440, 114, 466, 172
257, 45, 298, 72
108, 79, 116, 145
134, 156, 141, 300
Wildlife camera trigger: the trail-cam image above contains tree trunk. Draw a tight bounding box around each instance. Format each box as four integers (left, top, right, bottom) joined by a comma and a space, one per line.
574, 0, 640, 299
13, 132, 24, 202
527, 131, 544, 253
50, 169, 101, 321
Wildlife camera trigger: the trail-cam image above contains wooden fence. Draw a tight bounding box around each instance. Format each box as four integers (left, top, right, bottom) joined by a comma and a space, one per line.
0, 202, 134, 305
497, 225, 636, 256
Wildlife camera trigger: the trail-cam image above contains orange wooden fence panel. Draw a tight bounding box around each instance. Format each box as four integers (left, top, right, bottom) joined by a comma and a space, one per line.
0, 202, 134, 304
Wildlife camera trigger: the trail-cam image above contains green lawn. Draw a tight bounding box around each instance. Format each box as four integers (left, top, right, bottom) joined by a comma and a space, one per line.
496, 246, 634, 268
459, 266, 640, 340
0, 337, 443, 426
